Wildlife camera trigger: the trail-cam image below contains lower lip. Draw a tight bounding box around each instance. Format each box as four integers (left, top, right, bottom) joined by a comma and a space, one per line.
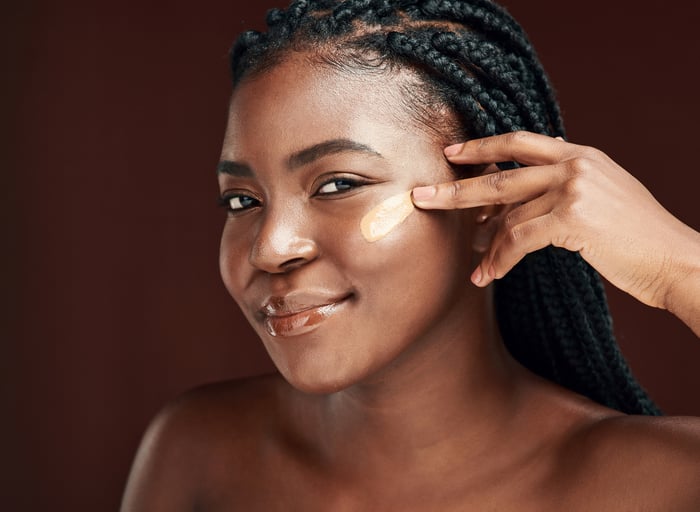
264, 301, 345, 338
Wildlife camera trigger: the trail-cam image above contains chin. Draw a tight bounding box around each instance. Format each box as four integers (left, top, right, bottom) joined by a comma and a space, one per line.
289, 379, 350, 396
276, 360, 370, 396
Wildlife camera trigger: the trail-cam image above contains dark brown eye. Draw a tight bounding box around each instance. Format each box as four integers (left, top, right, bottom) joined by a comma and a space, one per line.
317, 178, 359, 195
219, 194, 260, 212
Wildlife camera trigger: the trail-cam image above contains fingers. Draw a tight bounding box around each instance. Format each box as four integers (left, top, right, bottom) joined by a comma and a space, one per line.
471, 192, 567, 287
472, 210, 559, 287
470, 188, 592, 287
498, 192, 559, 233
444, 131, 572, 167
412, 162, 571, 210
412, 131, 602, 287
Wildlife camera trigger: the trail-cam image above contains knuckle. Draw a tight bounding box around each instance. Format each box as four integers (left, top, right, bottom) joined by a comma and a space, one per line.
567, 156, 593, 177
562, 176, 584, 199
508, 130, 530, 145
562, 176, 588, 206
485, 171, 509, 196
503, 212, 515, 229
506, 225, 523, 245
503, 209, 521, 229
563, 159, 596, 200
567, 147, 604, 176
579, 145, 603, 160
446, 180, 463, 204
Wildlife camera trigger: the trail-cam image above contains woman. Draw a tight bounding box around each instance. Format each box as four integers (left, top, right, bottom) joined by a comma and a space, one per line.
121, 0, 700, 509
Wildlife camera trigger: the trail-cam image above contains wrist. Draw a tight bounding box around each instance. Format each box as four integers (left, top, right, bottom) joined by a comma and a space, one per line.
662, 224, 700, 334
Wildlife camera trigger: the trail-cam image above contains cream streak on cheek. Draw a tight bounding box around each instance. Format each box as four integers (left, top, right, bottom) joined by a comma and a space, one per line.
360, 191, 415, 242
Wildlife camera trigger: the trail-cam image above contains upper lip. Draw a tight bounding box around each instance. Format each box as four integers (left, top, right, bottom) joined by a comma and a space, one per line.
259, 291, 351, 318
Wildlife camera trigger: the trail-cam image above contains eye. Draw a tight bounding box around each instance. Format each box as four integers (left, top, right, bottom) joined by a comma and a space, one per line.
218, 193, 260, 213
317, 178, 362, 195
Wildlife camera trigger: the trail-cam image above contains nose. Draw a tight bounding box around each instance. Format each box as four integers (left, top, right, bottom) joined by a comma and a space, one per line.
249, 206, 319, 273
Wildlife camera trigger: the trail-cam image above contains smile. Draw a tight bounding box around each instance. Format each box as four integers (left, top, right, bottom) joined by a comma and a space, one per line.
260, 294, 350, 338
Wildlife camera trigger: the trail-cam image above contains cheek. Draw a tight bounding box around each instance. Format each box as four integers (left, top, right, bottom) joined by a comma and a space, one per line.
360, 190, 414, 242
339, 205, 471, 291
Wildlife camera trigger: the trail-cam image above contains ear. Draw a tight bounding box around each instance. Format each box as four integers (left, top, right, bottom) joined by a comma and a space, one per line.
470, 166, 513, 254
471, 204, 503, 253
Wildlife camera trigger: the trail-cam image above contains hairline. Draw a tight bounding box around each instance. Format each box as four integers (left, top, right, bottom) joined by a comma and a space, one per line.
234, 44, 468, 149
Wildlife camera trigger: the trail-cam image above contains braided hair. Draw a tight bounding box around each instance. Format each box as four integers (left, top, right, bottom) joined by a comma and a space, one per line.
229, 0, 661, 415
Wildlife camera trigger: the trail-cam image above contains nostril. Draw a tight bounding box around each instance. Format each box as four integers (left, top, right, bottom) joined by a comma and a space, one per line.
280, 257, 309, 272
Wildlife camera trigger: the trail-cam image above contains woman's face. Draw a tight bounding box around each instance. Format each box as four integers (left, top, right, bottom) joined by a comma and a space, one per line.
219, 54, 479, 393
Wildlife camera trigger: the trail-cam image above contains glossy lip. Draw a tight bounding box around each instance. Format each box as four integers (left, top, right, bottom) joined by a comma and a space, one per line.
259, 292, 351, 338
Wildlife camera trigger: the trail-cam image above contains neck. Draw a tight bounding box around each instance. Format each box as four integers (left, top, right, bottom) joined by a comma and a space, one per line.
315, 286, 527, 477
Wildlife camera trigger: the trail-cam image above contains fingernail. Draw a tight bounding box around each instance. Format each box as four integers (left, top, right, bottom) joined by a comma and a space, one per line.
471, 266, 483, 285
412, 186, 436, 201
444, 143, 463, 157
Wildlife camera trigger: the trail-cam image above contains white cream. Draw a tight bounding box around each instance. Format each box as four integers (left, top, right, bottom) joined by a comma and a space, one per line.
360, 191, 415, 242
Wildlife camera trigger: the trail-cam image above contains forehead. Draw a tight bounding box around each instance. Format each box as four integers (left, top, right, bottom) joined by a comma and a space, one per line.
221, 53, 431, 162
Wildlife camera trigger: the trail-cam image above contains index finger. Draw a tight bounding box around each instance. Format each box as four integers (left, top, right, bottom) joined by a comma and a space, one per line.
445, 131, 571, 167
412, 163, 562, 210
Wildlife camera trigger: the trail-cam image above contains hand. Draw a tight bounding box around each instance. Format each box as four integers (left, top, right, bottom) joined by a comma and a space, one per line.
411, 131, 700, 323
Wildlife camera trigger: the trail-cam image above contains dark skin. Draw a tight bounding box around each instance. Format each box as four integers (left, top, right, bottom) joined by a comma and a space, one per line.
121, 54, 700, 511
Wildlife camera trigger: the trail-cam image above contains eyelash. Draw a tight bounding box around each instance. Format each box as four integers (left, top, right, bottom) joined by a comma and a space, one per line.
218, 176, 367, 214
315, 177, 365, 196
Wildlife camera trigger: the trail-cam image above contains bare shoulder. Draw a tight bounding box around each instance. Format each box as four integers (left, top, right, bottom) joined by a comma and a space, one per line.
557, 413, 700, 509
155, 372, 287, 434
120, 372, 290, 512
581, 414, 700, 474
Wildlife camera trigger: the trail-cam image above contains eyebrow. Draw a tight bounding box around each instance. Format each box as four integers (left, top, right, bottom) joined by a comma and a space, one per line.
216, 138, 383, 176
287, 138, 382, 168
216, 160, 253, 177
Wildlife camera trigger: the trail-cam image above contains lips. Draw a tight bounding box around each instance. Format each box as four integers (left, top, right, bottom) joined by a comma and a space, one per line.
259, 292, 350, 338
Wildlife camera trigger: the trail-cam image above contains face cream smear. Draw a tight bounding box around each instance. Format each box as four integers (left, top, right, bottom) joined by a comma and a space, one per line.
360, 190, 415, 242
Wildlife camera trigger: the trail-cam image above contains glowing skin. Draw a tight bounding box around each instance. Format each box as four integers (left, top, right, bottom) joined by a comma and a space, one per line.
360, 190, 415, 242
217, 56, 479, 394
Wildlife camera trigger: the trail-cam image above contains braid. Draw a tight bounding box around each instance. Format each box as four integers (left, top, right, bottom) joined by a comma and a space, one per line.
386, 31, 500, 135
229, 0, 661, 415
407, 0, 564, 135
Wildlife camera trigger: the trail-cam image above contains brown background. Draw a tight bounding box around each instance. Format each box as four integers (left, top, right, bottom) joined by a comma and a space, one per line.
4, 1, 699, 510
